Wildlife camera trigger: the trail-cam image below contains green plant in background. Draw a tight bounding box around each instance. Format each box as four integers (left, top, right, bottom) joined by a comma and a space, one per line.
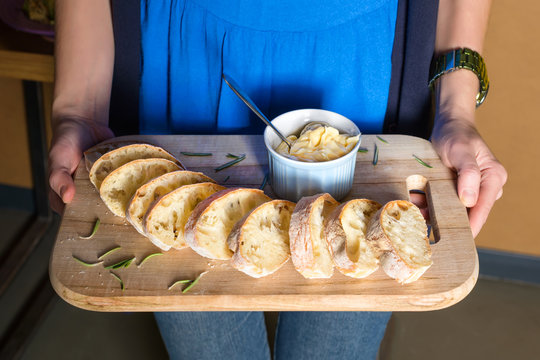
22, 0, 55, 25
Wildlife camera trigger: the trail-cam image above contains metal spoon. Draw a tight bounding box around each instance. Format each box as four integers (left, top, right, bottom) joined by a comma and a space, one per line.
222, 74, 292, 149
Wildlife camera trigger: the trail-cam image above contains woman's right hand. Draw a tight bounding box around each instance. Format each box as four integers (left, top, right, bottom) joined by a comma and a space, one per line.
48, 117, 114, 213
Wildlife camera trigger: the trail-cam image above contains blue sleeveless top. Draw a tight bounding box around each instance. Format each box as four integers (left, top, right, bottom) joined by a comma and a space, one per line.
139, 0, 398, 135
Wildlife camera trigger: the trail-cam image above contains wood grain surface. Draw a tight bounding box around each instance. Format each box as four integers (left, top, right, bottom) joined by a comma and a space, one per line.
49, 135, 478, 312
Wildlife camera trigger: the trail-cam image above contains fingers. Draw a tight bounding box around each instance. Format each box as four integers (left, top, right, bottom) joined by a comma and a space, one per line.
49, 187, 66, 214
409, 191, 430, 222
48, 136, 83, 206
49, 166, 76, 204
453, 151, 482, 208
468, 163, 507, 237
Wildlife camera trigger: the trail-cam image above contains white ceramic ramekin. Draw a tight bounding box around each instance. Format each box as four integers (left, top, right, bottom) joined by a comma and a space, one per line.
263, 109, 361, 202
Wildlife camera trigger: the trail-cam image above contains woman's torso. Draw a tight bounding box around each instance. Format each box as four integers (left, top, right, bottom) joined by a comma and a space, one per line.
139, 0, 398, 135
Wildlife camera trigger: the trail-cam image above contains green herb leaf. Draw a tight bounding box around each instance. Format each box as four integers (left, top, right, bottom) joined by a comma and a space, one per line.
168, 279, 192, 290
226, 153, 242, 159
180, 152, 212, 156
79, 218, 100, 239
357, 147, 368, 153
372, 144, 379, 166
182, 271, 208, 294
214, 154, 246, 172
376, 135, 389, 144
97, 246, 121, 260
105, 257, 135, 270
72, 256, 102, 267
413, 154, 433, 168
138, 253, 163, 268
259, 173, 269, 190
110, 272, 124, 291
223, 175, 230, 183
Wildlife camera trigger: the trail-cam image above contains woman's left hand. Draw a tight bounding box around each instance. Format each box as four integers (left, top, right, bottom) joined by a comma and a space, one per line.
431, 116, 507, 238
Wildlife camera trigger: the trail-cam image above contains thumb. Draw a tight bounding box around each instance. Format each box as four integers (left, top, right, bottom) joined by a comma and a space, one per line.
451, 150, 481, 208
49, 166, 76, 204
48, 140, 82, 204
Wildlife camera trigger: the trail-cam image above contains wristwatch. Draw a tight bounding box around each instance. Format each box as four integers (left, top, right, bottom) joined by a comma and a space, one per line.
429, 48, 489, 107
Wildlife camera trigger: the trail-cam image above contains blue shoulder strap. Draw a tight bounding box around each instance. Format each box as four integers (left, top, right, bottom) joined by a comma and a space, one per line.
109, 0, 140, 136
383, 0, 439, 139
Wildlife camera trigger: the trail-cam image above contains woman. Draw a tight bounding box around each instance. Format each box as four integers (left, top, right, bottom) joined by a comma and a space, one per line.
48, 1, 506, 359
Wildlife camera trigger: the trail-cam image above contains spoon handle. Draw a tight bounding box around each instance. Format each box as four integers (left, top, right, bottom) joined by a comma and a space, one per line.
222, 74, 292, 148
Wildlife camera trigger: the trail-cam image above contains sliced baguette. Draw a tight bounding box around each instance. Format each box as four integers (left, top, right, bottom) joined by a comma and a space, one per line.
227, 200, 296, 278
126, 171, 216, 236
89, 144, 184, 190
289, 193, 339, 279
99, 158, 181, 217
84, 140, 148, 172
325, 199, 382, 278
143, 182, 226, 251
185, 188, 271, 260
366, 200, 432, 284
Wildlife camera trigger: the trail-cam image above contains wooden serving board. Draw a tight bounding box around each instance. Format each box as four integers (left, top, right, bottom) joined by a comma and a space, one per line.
50, 135, 478, 312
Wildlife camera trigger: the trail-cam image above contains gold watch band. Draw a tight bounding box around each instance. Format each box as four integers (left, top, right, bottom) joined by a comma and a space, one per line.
429, 48, 490, 107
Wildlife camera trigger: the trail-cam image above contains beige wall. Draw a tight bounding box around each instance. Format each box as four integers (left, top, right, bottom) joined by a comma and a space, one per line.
0, 78, 32, 188
0, 0, 538, 255
474, 0, 540, 256
0, 79, 52, 188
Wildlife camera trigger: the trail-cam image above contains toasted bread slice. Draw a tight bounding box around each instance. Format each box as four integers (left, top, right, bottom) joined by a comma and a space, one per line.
325, 199, 382, 278
99, 158, 181, 217
126, 171, 216, 236
89, 144, 183, 190
289, 193, 339, 278
143, 182, 225, 251
366, 200, 432, 284
185, 188, 271, 260
84, 140, 148, 172
228, 200, 296, 278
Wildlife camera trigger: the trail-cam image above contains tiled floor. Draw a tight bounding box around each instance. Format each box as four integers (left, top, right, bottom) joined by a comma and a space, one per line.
2, 206, 540, 360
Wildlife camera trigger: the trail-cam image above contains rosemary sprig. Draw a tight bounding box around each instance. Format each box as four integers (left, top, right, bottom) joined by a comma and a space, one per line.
214, 154, 246, 172
180, 152, 212, 156
357, 147, 368, 153
182, 271, 208, 294
138, 253, 163, 268
105, 257, 135, 270
413, 154, 433, 168
223, 175, 230, 183
226, 153, 242, 159
110, 272, 124, 291
72, 255, 103, 267
376, 135, 389, 144
168, 279, 192, 290
97, 246, 121, 260
372, 144, 379, 166
79, 218, 100, 239
259, 174, 269, 190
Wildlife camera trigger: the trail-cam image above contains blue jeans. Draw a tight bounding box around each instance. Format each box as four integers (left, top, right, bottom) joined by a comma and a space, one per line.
154, 311, 391, 360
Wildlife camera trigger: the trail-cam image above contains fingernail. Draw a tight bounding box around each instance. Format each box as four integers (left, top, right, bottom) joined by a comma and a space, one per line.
460, 189, 476, 207
59, 186, 66, 199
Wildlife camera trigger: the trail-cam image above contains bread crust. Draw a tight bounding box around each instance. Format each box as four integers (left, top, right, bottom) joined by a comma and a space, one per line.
325, 199, 382, 278
143, 182, 225, 251
366, 200, 432, 284
184, 188, 271, 260
228, 200, 296, 278
89, 144, 184, 190
99, 158, 181, 217
125, 170, 216, 236
84, 140, 149, 172
289, 193, 339, 278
